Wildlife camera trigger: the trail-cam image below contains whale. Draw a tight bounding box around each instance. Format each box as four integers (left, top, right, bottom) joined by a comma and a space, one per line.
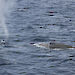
30, 42, 75, 49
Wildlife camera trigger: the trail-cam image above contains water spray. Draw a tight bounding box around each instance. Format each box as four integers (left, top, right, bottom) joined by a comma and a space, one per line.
0, 0, 16, 44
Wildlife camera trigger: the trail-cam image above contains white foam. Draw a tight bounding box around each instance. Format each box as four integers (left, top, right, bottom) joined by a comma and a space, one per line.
33, 42, 47, 48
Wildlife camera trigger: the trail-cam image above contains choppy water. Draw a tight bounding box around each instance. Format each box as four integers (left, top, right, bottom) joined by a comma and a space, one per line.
0, 0, 75, 75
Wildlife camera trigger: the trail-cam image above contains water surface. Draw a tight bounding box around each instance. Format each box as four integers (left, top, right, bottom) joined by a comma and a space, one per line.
0, 0, 75, 75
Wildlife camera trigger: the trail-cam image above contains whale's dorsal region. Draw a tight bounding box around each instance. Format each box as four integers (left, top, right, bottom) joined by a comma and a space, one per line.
31, 42, 74, 49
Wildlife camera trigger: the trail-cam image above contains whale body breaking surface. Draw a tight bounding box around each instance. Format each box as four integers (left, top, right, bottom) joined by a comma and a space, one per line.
31, 42, 75, 49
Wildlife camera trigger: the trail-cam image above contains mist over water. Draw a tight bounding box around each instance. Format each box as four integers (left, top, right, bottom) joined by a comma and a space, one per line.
0, 0, 16, 39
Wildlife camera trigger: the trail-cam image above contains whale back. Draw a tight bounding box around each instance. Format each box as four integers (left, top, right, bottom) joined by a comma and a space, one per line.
49, 43, 72, 49
33, 42, 73, 49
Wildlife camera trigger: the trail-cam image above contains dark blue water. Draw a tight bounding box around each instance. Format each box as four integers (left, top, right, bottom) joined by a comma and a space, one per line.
0, 0, 75, 75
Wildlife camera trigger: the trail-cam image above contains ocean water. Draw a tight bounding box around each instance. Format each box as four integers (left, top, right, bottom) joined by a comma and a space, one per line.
0, 0, 75, 75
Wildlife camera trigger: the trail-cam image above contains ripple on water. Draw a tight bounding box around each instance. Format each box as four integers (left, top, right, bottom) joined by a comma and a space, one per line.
0, 58, 12, 66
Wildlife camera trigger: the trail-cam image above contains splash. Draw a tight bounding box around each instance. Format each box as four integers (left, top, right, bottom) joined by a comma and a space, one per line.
0, 0, 16, 39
